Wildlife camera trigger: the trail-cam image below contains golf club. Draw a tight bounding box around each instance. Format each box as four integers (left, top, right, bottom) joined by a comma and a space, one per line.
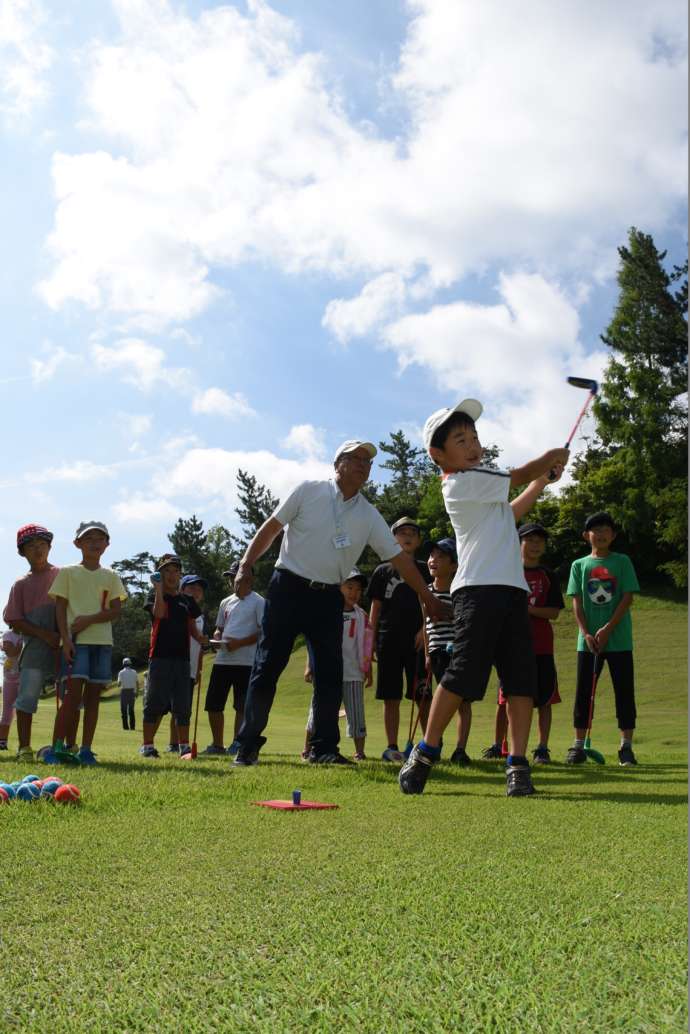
181, 654, 203, 760
584, 653, 606, 764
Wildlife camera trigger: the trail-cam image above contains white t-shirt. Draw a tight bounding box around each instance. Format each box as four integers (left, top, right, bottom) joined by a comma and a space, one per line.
213, 592, 265, 667
189, 615, 205, 678
273, 479, 400, 583
342, 610, 362, 682
442, 467, 528, 594
117, 667, 138, 691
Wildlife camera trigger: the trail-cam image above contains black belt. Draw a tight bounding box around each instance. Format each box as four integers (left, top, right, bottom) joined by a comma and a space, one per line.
279, 569, 340, 591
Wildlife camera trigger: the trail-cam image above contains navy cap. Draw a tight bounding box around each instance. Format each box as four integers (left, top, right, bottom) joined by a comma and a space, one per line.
584, 511, 616, 532
518, 522, 549, 540
180, 574, 207, 590
426, 537, 458, 562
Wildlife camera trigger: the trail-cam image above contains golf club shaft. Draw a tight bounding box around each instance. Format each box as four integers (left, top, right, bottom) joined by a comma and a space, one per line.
564, 390, 596, 448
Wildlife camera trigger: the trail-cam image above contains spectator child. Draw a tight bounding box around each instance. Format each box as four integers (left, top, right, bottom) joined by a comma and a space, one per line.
0, 629, 22, 749
399, 399, 568, 797
3, 525, 60, 762
304, 568, 373, 761
46, 521, 126, 765
423, 538, 473, 765
369, 517, 428, 762
140, 554, 204, 759
165, 574, 209, 752
566, 511, 640, 767
117, 657, 139, 731
482, 522, 564, 763
204, 563, 264, 756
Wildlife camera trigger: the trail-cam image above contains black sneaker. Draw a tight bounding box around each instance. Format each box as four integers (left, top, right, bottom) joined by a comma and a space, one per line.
565, 746, 587, 765
481, 743, 503, 760
506, 764, 536, 796
307, 751, 353, 765
232, 736, 266, 767
399, 744, 436, 795
532, 746, 551, 765
165, 743, 179, 754
449, 746, 472, 766
618, 745, 638, 767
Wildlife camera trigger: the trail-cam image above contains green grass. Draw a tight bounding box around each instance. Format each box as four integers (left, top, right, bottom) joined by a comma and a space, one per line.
0, 599, 686, 1033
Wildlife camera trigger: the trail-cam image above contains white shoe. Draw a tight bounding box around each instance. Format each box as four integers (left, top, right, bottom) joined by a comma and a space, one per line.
381, 747, 405, 763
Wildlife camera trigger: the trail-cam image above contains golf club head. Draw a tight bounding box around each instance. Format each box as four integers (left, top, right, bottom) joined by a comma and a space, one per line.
585, 749, 606, 765
567, 376, 598, 395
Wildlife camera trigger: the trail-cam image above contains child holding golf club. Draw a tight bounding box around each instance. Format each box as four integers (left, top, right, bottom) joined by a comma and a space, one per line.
421, 537, 473, 765
140, 554, 204, 759
303, 568, 373, 761
46, 521, 126, 765
482, 522, 564, 764
399, 399, 568, 797
369, 518, 428, 762
566, 511, 640, 767
3, 525, 60, 762
164, 574, 209, 752
203, 562, 264, 756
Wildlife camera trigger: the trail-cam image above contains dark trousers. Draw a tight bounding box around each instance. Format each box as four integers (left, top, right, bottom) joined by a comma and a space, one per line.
120, 691, 135, 730
574, 650, 636, 730
239, 569, 344, 754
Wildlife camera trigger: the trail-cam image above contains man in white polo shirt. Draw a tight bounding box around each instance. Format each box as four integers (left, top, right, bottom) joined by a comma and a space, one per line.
233, 439, 450, 765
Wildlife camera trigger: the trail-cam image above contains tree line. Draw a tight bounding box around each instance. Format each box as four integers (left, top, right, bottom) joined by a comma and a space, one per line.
112, 227, 687, 669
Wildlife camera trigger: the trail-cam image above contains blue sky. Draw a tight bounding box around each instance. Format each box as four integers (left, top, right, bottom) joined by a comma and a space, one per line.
0, 0, 687, 611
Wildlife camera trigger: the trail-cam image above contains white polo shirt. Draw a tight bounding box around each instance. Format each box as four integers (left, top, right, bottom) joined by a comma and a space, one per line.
213, 592, 265, 667
273, 479, 401, 583
442, 467, 528, 594
117, 667, 138, 691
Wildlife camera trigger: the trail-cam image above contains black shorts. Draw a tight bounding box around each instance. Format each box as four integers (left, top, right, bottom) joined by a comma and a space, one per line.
574, 651, 636, 730
440, 586, 536, 702
429, 647, 451, 685
143, 657, 192, 725
205, 664, 252, 713
375, 638, 429, 701
498, 655, 559, 708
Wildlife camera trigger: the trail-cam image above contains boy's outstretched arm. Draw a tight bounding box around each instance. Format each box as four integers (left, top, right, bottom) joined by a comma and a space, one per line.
594, 592, 634, 650
510, 464, 564, 521
510, 449, 569, 489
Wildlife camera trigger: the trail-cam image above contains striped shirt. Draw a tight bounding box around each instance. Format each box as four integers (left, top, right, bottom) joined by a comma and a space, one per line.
425, 585, 454, 653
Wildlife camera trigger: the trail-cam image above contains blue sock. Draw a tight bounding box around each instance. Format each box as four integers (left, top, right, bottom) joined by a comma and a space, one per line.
507, 754, 528, 767
419, 739, 441, 759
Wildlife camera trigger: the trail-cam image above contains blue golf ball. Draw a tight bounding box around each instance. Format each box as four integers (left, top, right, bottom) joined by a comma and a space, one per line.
10, 781, 22, 790
0, 782, 16, 799
40, 779, 62, 797
22, 774, 42, 784
16, 782, 41, 801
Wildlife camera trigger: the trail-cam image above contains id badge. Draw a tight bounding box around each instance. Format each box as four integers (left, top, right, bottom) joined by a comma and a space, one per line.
333, 533, 351, 550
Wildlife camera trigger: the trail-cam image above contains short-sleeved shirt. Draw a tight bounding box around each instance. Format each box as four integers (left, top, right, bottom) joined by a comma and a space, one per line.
524, 565, 564, 654
273, 479, 401, 583
3, 564, 60, 674
49, 566, 127, 646
369, 560, 428, 642
567, 552, 639, 652
2, 629, 22, 675
424, 585, 454, 653
342, 609, 362, 682
213, 592, 265, 667
117, 668, 138, 691
189, 614, 205, 679
442, 468, 527, 593
146, 592, 201, 661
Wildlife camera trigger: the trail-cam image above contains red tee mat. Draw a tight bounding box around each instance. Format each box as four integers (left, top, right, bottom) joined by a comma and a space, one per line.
253, 800, 339, 811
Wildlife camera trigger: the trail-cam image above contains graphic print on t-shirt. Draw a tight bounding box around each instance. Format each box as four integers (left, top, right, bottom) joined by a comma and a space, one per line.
586, 565, 617, 606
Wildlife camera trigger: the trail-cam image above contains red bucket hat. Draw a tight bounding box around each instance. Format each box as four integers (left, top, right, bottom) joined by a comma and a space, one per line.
16, 524, 54, 555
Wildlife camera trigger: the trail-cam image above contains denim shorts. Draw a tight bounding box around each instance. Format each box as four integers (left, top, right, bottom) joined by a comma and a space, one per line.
60, 644, 113, 685
15, 668, 48, 715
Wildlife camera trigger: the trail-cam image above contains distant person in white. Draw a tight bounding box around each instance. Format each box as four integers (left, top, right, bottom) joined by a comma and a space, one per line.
117, 657, 138, 731
233, 440, 450, 766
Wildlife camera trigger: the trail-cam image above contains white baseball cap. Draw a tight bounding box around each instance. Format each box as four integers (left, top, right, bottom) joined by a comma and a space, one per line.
333, 439, 378, 464
74, 520, 110, 540
422, 400, 483, 451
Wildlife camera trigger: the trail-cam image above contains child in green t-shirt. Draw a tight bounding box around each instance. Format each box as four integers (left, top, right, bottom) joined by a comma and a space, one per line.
566, 511, 640, 767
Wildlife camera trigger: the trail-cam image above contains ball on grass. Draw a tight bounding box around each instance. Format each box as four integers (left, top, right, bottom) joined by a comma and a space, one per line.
21, 774, 42, 784
0, 782, 16, 800
54, 784, 80, 805
40, 779, 63, 798
0, 787, 10, 804
16, 782, 41, 802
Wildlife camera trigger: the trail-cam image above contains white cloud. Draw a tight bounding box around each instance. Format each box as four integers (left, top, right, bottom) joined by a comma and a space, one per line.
111, 491, 179, 525
91, 338, 190, 391
381, 271, 608, 463
28, 459, 116, 483
37, 0, 686, 328
191, 387, 256, 420
322, 272, 408, 344
0, 0, 54, 120
30, 344, 77, 383
128, 413, 153, 437
282, 423, 327, 459
154, 447, 333, 512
